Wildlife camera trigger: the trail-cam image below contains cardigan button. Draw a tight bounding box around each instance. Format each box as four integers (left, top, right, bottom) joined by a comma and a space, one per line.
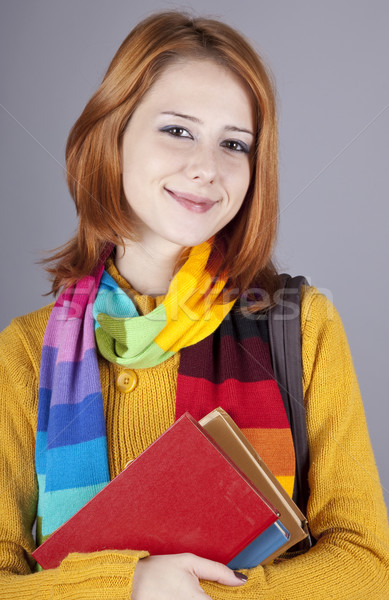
116, 369, 138, 393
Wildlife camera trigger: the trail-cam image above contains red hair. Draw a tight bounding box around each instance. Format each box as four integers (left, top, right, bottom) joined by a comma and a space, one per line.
43, 10, 280, 306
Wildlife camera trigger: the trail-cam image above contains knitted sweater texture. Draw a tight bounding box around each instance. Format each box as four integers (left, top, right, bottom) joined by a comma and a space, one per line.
0, 275, 388, 599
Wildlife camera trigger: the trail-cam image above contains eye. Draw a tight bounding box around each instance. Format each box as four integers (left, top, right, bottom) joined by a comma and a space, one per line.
222, 139, 249, 154
160, 126, 192, 138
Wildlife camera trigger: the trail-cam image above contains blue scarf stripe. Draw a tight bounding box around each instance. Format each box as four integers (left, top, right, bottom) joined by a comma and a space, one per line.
44, 393, 107, 447
36, 390, 52, 432
44, 437, 110, 491
35, 432, 48, 474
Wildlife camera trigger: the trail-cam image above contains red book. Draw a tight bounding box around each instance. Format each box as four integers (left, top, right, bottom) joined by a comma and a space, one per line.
33, 413, 279, 569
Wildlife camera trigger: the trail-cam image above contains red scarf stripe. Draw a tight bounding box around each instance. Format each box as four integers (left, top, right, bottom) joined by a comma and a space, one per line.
175, 377, 290, 428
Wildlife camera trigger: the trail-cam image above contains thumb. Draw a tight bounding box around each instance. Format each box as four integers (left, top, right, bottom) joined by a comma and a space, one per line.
188, 554, 248, 587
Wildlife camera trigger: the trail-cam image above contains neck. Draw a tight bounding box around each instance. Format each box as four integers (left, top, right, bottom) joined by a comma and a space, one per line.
114, 239, 184, 296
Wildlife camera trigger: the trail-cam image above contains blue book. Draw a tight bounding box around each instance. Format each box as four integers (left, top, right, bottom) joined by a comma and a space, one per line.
227, 521, 290, 569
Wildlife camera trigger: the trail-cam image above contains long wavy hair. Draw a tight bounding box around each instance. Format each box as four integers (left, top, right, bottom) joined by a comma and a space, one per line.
43, 10, 281, 308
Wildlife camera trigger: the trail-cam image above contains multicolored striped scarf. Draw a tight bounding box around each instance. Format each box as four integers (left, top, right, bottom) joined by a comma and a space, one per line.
35, 239, 296, 556
35, 240, 237, 546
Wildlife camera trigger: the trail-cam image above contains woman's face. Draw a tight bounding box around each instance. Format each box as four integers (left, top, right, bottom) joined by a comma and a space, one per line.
121, 59, 255, 253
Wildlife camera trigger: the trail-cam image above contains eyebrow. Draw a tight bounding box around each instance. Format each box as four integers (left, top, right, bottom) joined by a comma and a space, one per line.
160, 111, 254, 137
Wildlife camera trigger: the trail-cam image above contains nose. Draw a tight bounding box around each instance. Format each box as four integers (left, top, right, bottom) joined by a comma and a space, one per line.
185, 141, 218, 184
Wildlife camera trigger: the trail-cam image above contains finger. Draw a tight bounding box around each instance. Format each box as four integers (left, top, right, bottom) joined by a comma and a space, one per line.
184, 554, 248, 587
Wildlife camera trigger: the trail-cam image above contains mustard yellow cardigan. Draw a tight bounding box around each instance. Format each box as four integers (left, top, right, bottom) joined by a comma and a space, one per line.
0, 275, 388, 599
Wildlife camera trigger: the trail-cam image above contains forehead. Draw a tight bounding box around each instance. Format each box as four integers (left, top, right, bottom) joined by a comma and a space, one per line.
138, 59, 256, 127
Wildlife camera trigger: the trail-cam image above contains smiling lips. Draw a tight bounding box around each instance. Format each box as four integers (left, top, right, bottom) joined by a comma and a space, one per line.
165, 188, 218, 213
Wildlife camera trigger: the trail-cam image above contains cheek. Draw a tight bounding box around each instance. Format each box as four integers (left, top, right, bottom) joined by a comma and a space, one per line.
152, 143, 188, 173
227, 162, 252, 205
137, 142, 186, 180
121, 162, 145, 209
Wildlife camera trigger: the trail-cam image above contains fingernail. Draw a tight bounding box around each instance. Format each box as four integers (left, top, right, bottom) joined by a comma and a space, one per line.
234, 571, 248, 582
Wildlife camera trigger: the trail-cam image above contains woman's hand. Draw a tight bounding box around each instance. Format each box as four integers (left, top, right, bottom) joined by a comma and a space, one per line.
132, 552, 248, 600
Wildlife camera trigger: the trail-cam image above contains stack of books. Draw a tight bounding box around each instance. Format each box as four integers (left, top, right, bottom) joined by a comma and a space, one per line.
33, 408, 309, 570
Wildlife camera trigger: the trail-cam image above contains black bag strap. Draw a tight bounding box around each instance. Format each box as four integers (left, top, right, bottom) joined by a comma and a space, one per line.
268, 274, 314, 550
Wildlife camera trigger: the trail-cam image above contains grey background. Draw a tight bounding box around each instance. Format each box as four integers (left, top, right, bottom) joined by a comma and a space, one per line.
1, 1, 388, 506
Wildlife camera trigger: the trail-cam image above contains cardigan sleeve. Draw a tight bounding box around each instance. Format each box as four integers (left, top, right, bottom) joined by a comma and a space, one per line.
201, 286, 389, 599
0, 316, 148, 600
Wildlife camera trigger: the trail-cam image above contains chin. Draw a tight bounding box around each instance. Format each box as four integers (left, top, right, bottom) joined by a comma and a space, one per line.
168, 231, 211, 248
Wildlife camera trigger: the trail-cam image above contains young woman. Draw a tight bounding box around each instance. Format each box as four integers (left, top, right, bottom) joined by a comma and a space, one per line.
0, 11, 388, 600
